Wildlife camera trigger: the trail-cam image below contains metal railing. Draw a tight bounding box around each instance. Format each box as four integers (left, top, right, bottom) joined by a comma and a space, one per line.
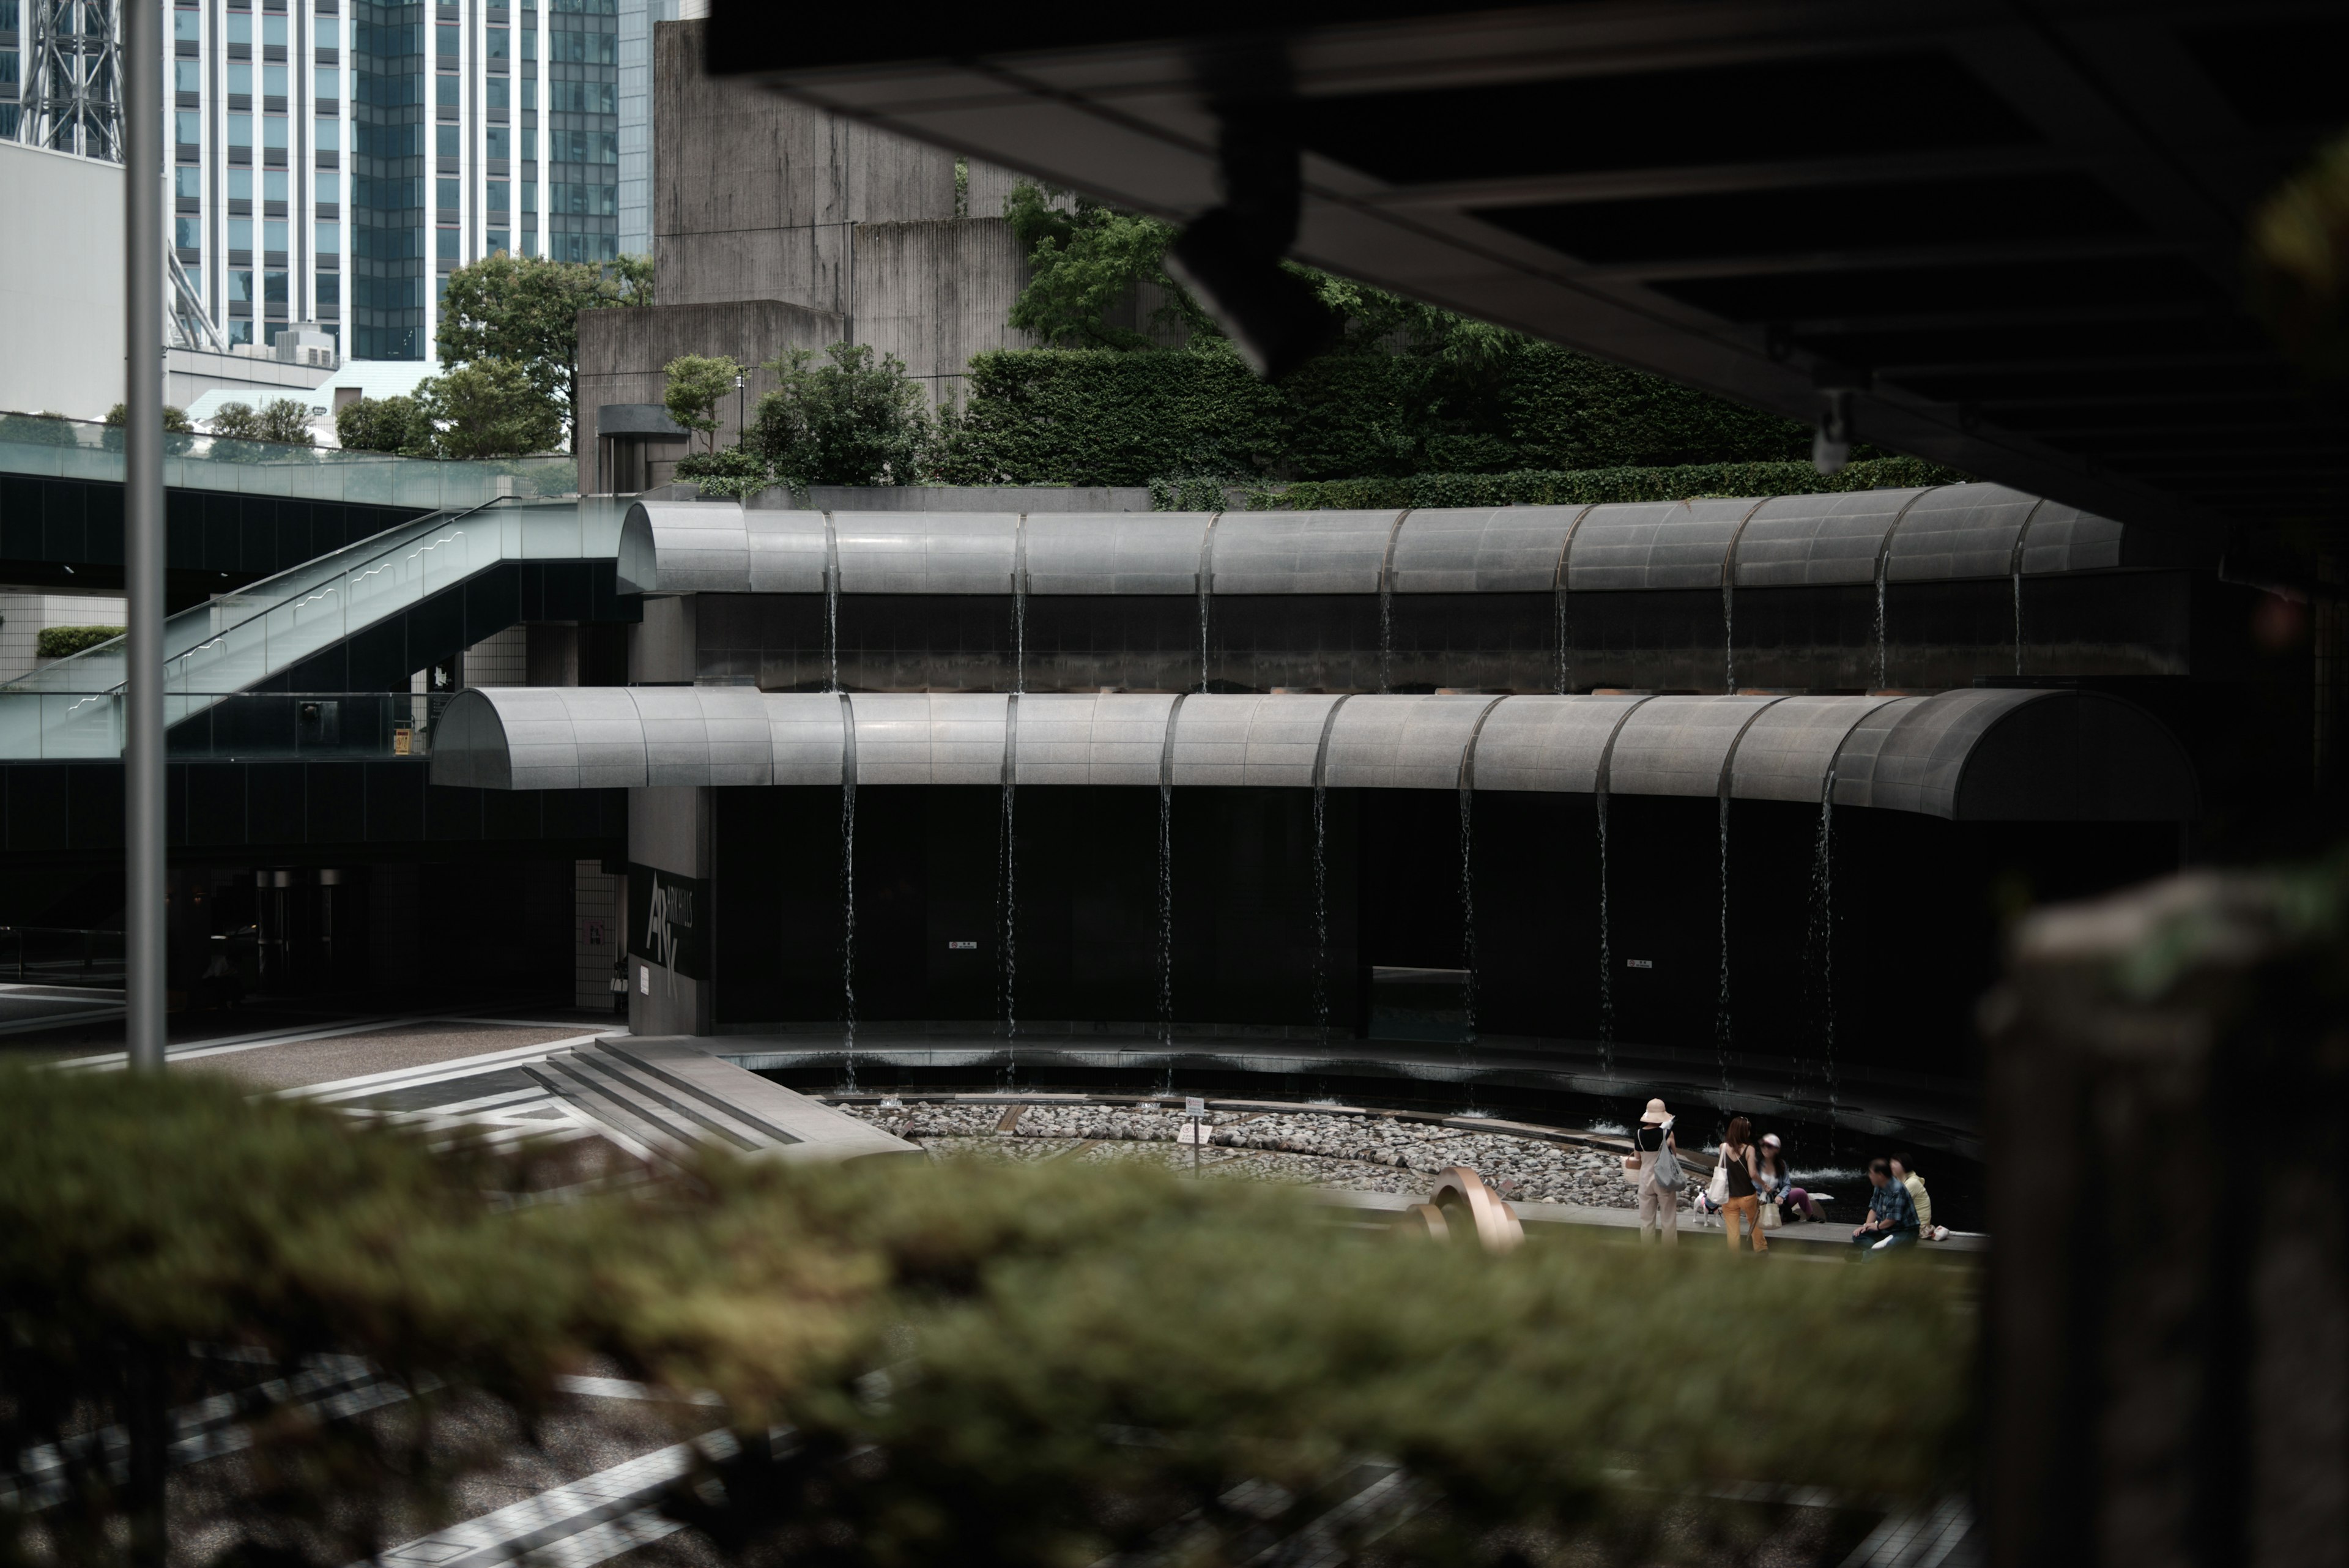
0, 926, 127, 988
0, 689, 461, 762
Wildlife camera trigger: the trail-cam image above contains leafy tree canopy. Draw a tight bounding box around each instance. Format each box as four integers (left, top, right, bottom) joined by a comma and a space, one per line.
745, 343, 932, 487
334, 394, 436, 456
434, 253, 652, 451
209, 397, 316, 448
416, 358, 566, 459
1003, 184, 1216, 349
103, 403, 194, 432
664, 354, 742, 456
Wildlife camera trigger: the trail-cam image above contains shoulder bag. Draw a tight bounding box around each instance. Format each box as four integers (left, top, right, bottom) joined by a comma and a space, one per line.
1649, 1134, 1683, 1191
1704, 1146, 1731, 1206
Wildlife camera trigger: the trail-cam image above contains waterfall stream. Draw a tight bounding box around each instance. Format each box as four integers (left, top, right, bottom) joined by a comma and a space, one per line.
1596, 787, 1613, 1072
1722, 580, 1735, 693
1873, 563, 1888, 689
1457, 784, 1477, 1044
998, 694, 1019, 1083
1804, 770, 1838, 1146
1158, 775, 1174, 1052
2013, 569, 2024, 677
1312, 782, 1329, 1044
824, 516, 841, 693
1554, 584, 1570, 694
839, 769, 858, 1090
1714, 792, 1731, 1097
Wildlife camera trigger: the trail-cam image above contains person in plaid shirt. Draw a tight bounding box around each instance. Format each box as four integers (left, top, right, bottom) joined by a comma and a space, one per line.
1851, 1157, 1920, 1255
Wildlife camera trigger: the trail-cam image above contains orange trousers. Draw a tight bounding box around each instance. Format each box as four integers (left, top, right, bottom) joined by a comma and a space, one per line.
1721, 1193, 1766, 1252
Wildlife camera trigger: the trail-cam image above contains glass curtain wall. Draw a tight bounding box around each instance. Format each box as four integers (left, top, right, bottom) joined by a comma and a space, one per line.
352, 0, 421, 358
545, 0, 614, 262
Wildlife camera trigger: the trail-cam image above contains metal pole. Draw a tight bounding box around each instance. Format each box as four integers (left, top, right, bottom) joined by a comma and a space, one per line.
124, 0, 166, 1075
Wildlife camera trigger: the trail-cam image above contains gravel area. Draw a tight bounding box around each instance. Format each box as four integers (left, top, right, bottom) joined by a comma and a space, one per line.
841, 1102, 1698, 1210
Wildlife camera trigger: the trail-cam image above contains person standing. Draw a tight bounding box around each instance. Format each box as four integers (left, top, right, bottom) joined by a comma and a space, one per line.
1717, 1115, 1766, 1254
1756, 1132, 1791, 1232
1626, 1098, 1682, 1245
1852, 1157, 1921, 1254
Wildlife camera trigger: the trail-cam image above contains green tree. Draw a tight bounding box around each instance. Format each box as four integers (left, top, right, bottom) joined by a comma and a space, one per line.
435, 253, 652, 452
414, 359, 566, 459
1004, 182, 1215, 349
746, 343, 932, 486
207, 397, 315, 449
103, 403, 195, 433
335, 393, 436, 455
662, 353, 741, 456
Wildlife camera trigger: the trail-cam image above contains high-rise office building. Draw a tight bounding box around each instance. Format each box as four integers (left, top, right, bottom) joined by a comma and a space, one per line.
164, 0, 633, 359
6, 0, 651, 362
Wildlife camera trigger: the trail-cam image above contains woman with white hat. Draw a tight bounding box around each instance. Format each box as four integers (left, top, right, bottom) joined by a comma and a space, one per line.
1625, 1098, 1683, 1244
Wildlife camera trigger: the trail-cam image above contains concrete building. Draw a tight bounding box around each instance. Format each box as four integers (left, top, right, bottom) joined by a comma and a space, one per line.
0, 142, 129, 419
574, 17, 1041, 493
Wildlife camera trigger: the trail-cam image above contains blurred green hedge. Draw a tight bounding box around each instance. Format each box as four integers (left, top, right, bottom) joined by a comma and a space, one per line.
1226, 455, 1970, 511
35, 626, 124, 660
0, 1067, 1974, 1566
930, 343, 1824, 488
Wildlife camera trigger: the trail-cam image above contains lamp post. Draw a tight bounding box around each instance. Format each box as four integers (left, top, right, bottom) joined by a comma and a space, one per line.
124, 0, 165, 1076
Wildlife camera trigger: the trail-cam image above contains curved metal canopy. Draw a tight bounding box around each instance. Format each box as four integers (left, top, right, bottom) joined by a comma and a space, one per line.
431, 687, 2195, 822
620, 482, 2137, 598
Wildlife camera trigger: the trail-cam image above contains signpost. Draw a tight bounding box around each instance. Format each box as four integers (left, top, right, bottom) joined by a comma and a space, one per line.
1184, 1096, 1208, 1173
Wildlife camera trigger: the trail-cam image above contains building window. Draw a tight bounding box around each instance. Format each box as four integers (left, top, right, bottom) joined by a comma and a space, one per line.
262, 14, 285, 48
436, 177, 459, 210
263, 63, 287, 97
229, 168, 251, 201
436, 228, 458, 259
315, 116, 338, 150
519, 127, 534, 160
265, 169, 288, 202
520, 179, 536, 213
228, 114, 252, 147
317, 221, 340, 254
436, 73, 458, 106
228, 270, 254, 303
317, 66, 339, 98
174, 9, 201, 42
486, 179, 509, 212
264, 219, 289, 252
228, 218, 254, 250
315, 171, 337, 204
316, 273, 339, 306
520, 77, 535, 110
228, 61, 251, 94
173, 60, 201, 93
265, 270, 289, 305
436, 124, 457, 157
226, 13, 250, 45
175, 110, 202, 145
486, 76, 507, 110
486, 26, 507, 58
264, 116, 287, 149
436, 23, 458, 55
521, 231, 538, 258
485, 125, 508, 160
185, 264, 204, 297
488, 229, 509, 254
174, 216, 202, 249
316, 17, 336, 47
176, 168, 202, 200
229, 319, 253, 345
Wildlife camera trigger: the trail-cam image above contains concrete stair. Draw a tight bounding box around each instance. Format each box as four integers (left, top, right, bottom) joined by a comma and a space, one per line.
527, 1036, 919, 1165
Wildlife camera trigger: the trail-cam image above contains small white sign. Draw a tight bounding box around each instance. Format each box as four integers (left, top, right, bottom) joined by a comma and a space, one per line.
1625, 959, 1654, 970
1185, 1096, 1206, 1117
948, 940, 978, 951
639, 966, 650, 994
1176, 1121, 1212, 1145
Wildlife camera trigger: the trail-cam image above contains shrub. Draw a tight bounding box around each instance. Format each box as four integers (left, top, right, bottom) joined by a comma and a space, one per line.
207, 397, 316, 449
102, 403, 195, 433
674, 445, 773, 500
35, 625, 124, 659
929, 341, 1816, 488
415, 359, 566, 459
335, 393, 436, 456
0, 412, 80, 447
747, 343, 932, 486
0, 1065, 1975, 1567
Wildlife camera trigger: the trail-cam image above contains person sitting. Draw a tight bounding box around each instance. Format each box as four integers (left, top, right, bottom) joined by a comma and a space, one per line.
1891, 1153, 1948, 1241
1851, 1157, 1921, 1255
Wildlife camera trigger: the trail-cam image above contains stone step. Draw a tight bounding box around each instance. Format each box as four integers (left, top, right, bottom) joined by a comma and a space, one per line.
529, 1036, 921, 1165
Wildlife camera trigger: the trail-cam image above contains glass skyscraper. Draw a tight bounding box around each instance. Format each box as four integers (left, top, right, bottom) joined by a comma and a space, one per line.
154, 0, 627, 360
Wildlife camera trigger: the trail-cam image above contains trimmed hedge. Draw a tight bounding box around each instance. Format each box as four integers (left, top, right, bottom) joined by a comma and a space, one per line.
931, 343, 1816, 487
1228, 455, 1972, 511
37, 625, 124, 659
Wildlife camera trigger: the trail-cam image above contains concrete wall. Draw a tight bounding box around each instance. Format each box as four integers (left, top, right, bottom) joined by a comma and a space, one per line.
163, 347, 335, 416
629, 593, 697, 685
0, 144, 126, 421
575, 296, 843, 493
0, 590, 127, 685
853, 217, 1037, 402
461, 626, 529, 688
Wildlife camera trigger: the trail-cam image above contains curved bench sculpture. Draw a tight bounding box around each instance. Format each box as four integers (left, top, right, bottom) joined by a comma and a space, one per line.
1395, 1165, 1524, 1253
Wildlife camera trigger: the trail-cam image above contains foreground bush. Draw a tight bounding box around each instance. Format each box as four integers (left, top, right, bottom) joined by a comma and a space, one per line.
0, 1068, 1973, 1565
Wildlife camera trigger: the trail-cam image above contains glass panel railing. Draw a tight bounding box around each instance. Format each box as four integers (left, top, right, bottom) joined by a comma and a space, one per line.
0, 691, 459, 761
4, 495, 626, 703
0, 411, 578, 506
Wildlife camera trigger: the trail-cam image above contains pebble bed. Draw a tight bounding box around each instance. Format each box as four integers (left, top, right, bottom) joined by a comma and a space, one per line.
835, 1101, 1695, 1210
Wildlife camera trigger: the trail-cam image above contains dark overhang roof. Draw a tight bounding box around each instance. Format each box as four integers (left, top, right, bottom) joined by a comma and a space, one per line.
705, 0, 2349, 551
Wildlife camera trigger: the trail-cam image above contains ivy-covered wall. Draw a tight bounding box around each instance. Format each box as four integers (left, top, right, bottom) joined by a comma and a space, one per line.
930, 343, 1820, 487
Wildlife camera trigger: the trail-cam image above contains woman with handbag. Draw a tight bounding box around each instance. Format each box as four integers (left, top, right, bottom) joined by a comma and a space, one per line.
1756, 1132, 1790, 1233
1625, 1098, 1683, 1244
1715, 1115, 1767, 1254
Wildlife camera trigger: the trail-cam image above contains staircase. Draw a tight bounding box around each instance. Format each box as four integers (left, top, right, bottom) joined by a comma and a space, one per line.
527, 1035, 920, 1164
